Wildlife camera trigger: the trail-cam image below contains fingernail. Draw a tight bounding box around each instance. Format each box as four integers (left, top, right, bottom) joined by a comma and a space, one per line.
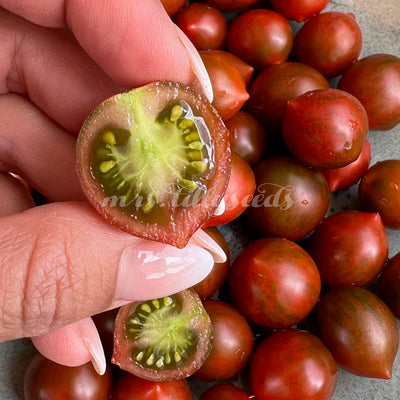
174, 25, 214, 103
213, 198, 226, 216
113, 240, 214, 305
189, 229, 227, 263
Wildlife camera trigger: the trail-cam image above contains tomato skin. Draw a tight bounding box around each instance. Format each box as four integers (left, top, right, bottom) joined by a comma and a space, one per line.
321, 139, 371, 191
379, 252, 400, 318
246, 156, 330, 241
249, 329, 338, 400
294, 12, 363, 78
160, 0, 186, 16
199, 384, 250, 400
174, 3, 227, 51
316, 286, 399, 379
358, 159, 400, 228
205, 0, 259, 11
24, 354, 112, 400
282, 88, 369, 169
270, 0, 330, 22
92, 308, 118, 361
306, 210, 389, 287
338, 53, 400, 131
205, 152, 255, 227
245, 62, 329, 139
227, 9, 294, 70
228, 237, 321, 329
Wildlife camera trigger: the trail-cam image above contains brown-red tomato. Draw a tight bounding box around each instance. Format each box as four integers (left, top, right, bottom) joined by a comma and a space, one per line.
228, 237, 321, 329
379, 252, 400, 319
249, 329, 338, 400
270, 0, 330, 22
205, 0, 259, 11
199, 384, 250, 400
160, 0, 186, 17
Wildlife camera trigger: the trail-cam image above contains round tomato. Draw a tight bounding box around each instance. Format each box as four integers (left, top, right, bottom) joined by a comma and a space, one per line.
249, 329, 337, 400
195, 299, 254, 381
205, 152, 255, 227
358, 159, 400, 228
205, 0, 259, 11
174, 3, 227, 51
112, 373, 192, 400
306, 210, 389, 287
24, 354, 112, 400
294, 12, 363, 78
160, 0, 186, 16
246, 156, 330, 241
282, 88, 369, 169
228, 237, 321, 329
379, 252, 400, 318
199, 384, 250, 400
227, 9, 294, 70
316, 286, 399, 379
270, 0, 330, 22
338, 53, 400, 131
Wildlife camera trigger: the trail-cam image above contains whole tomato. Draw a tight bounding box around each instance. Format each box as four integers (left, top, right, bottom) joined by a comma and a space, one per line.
199, 384, 250, 400
316, 286, 399, 379
321, 139, 371, 191
246, 156, 330, 241
200, 50, 249, 120
282, 88, 369, 169
205, 0, 259, 11
195, 299, 254, 381
174, 3, 227, 50
294, 12, 363, 78
379, 252, 400, 318
227, 9, 294, 70
358, 159, 400, 228
338, 53, 400, 131
205, 152, 256, 227
228, 237, 321, 329
225, 110, 267, 165
160, 0, 186, 17
306, 210, 389, 287
270, 0, 330, 22
245, 62, 329, 139
249, 329, 338, 400
112, 373, 192, 400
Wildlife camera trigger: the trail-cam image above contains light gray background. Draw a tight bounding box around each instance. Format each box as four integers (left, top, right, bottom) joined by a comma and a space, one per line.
1, 1, 400, 399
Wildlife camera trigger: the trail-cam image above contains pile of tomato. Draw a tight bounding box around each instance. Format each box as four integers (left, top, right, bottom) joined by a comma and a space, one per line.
24, 0, 400, 399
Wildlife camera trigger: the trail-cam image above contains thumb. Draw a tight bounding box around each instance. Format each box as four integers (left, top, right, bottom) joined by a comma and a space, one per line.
0, 201, 214, 342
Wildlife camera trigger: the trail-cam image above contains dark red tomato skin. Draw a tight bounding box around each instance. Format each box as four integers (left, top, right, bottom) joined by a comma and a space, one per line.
205, 152, 255, 227
246, 156, 330, 241
294, 12, 362, 78
270, 0, 330, 22
380, 252, 400, 318
24, 354, 112, 400
321, 139, 371, 191
228, 237, 321, 329
282, 88, 369, 169
316, 286, 399, 379
160, 0, 186, 16
249, 329, 338, 400
199, 384, 250, 400
192, 227, 230, 299
338, 54, 400, 131
205, 0, 259, 11
307, 210, 389, 287
227, 9, 294, 70
225, 110, 267, 165
112, 373, 192, 400
245, 62, 329, 138
174, 3, 227, 51
358, 159, 400, 228
195, 299, 254, 381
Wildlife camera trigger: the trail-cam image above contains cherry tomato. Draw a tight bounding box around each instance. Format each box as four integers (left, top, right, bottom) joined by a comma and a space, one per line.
205, 152, 255, 227
316, 286, 399, 379
205, 0, 259, 11
199, 384, 250, 400
379, 252, 400, 319
160, 0, 186, 17
200, 51, 249, 120
246, 156, 330, 241
338, 53, 400, 131
228, 237, 321, 329
112, 373, 192, 400
225, 110, 267, 165
92, 308, 118, 361
282, 88, 369, 169
306, 210, 389, 287
227, 9, 294, 70
249, 330, 337, 400
294, 12, 363, 78
270, 0, 330, 22
358, 159, 400, 228
195, 299, 254, 381
174, 3, 227, 50
24, 354, 112, 400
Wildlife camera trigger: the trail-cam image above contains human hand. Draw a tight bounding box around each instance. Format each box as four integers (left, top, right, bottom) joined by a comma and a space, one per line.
0, 0, 221, 375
